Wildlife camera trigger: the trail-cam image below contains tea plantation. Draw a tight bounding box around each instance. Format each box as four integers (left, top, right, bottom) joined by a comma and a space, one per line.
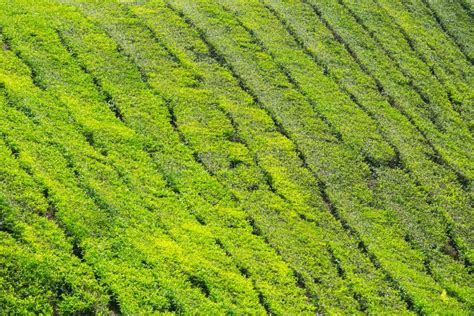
0, 0, 472, 314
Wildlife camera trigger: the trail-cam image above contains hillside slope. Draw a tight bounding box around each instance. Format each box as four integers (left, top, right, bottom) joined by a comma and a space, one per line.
0, 0, 472, 314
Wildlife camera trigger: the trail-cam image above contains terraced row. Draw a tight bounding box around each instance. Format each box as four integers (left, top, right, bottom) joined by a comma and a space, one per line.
0, 0, 472, 314
0, 5, 309, 314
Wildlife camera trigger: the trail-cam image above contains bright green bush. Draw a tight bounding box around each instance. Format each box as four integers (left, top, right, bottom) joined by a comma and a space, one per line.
0, 0, 472, 314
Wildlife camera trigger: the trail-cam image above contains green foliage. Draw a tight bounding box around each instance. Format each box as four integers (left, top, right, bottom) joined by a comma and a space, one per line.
0, 0, 472, 314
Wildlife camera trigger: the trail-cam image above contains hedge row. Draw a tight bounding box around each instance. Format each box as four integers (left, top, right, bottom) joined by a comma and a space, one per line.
260, 0, 473, 302
154, 0, 471, 313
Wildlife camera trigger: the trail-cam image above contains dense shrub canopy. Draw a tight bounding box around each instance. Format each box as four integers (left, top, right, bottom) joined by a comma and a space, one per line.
0, 0, 472, 314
